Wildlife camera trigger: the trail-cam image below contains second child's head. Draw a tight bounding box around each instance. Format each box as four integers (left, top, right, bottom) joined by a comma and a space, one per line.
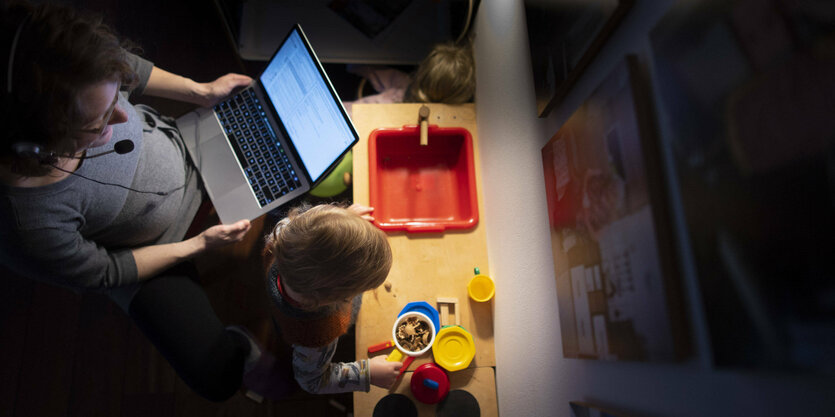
408, 42, 475, 104
264, 204, 392, 309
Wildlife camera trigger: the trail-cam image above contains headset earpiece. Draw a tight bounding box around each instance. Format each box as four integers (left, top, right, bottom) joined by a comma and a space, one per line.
10, 141, 40, 158
10, 141, 56, 164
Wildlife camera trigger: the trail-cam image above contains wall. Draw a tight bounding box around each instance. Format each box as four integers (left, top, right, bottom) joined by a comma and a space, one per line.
472, 0, 835, 416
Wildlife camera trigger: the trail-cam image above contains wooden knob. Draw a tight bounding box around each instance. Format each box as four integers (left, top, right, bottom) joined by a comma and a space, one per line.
419, 105, 430, 119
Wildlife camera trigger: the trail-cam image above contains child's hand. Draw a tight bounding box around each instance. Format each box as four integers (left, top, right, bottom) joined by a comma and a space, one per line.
369, 355, 401, 388
348, 203, 375, 222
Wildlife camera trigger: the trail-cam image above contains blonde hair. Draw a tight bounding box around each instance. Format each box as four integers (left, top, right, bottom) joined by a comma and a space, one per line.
408, 42, 475, 104
264, 204, 392, 308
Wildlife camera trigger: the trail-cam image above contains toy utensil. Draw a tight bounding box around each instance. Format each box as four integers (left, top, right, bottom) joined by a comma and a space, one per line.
368, 339, 395, 353
386, 348, 415, 383
386, 348, 404, 362
389, 350, 414, 373
399, 356, 416, 378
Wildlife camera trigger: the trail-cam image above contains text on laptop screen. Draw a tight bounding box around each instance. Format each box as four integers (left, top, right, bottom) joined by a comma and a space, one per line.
260, 29, 354, 181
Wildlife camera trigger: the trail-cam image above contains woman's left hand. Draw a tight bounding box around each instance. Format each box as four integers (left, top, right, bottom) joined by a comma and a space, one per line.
133, 219, 251, 281
197, 219, 252, 250
198, 73, 253, 107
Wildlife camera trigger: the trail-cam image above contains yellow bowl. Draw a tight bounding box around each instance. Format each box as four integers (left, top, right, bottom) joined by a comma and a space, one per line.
467, 274, 495, 302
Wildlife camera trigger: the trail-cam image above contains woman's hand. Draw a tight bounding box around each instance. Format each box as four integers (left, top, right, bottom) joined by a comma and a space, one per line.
132, 219, 250, 281
348, 203, 375, 222
146, 67, 253, 107
196, 73, 253, 107
197, 219, 251, 250
369, 355, 401, 389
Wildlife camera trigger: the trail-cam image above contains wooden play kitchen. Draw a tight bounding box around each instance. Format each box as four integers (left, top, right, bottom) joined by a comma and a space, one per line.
352, 103, 497, 417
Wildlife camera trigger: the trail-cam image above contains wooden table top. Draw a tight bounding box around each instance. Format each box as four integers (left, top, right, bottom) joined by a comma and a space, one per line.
350, 103, 496, 417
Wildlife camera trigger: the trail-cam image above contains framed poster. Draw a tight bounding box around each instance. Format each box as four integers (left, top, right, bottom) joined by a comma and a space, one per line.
650, 0, 835, 372
524, 0, 634, 117
541, 56, 688, 362
570, 401, 639, 417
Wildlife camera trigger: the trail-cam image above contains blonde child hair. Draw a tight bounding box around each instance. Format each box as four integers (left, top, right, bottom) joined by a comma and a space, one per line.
408, 42, 475, 104
263, 204, 392, 308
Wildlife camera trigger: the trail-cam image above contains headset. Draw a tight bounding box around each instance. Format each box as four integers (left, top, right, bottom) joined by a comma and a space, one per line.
4, 11, 183, 196
11, 138, 135, 162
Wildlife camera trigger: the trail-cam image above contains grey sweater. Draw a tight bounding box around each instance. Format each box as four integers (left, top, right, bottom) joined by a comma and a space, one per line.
0, 53, 203, 290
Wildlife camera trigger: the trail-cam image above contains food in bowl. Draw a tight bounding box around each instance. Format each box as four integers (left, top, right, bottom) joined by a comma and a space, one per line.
395, 315, 432, 352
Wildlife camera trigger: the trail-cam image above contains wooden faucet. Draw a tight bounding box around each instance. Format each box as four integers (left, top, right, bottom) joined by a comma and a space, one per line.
418, 105, 430, 146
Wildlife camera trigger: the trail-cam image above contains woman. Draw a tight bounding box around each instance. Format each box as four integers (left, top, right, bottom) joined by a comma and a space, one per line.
0, 1, 285, 401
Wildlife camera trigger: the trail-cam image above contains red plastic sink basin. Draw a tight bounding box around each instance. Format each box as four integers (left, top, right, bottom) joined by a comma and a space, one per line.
369, 125, 478, 233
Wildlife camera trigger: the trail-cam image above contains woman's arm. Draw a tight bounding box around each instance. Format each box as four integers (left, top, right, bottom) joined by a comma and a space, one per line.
143, 67, 253, 108
132, 219, 251, 281
0, 220, 249, 289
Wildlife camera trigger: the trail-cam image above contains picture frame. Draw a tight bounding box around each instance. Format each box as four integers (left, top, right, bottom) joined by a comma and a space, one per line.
540, 56, 688, 362
649, 0, 835, 373
524, 0, 634, 118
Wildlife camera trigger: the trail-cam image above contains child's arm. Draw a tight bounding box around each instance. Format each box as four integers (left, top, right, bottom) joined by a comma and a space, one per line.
292, 340, 402, 394
293, 340, 371, 394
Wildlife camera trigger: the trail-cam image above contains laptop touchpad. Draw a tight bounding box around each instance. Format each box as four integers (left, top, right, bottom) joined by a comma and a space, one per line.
200, 135, 247, 198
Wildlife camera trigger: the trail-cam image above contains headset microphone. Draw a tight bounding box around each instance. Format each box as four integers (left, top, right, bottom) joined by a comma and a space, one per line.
83, 139, 134, 159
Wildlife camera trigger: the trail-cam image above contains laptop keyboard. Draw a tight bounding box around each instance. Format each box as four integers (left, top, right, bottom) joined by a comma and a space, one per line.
215, 89, 301, 207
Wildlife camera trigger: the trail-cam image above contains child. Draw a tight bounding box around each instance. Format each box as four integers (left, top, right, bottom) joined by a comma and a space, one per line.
407, 41, 476, 104
342, 42, 476, 117
262, 203, 401, 393
334, 42, 476, 190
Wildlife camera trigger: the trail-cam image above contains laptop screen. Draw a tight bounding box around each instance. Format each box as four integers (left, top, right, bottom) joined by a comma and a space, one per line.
259, 27, 356, 182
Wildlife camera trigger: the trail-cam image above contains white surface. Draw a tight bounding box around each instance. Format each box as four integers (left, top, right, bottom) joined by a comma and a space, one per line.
238, 0, 452, 63
473, 0, 835, 416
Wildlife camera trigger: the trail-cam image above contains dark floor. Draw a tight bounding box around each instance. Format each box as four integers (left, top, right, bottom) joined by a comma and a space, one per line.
0, 1, 367, 416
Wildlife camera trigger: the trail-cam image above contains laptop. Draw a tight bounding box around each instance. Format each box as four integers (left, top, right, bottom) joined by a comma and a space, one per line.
177, 24, 358, 224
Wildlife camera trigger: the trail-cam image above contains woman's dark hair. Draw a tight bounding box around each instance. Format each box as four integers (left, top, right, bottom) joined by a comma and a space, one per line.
0, 1, 138, 176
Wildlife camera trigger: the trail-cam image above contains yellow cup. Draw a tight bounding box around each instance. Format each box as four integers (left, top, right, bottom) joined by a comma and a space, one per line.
467, 273, 495, 302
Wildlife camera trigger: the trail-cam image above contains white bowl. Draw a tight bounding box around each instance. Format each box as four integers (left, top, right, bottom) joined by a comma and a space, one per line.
392, 311, 436, 357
